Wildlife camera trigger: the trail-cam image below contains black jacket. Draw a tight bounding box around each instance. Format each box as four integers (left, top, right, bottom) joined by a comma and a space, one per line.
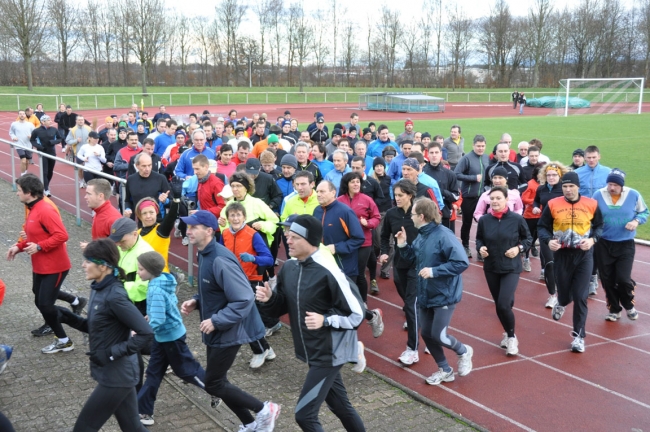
260, 249, 364, 367
534, 182, 563, 209
475, 210, 532, 274
30, 126, 62, 153
361, 176, 385, 204
253, 171, 283, 214
59, 275, 153, 387
125, 172, 172, 211
423, 162, 460, 219
372, 174, 393, 212
298, 160, 322, 186
127, 153, 164, 177
484, 161, 527, 192
380, 205, 419, 269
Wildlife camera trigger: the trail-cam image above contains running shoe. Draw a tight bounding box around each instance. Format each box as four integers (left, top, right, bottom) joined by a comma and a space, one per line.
545, 294, 558, 309
368, 308, 384, 338
80, 181, 87, 189
425, 368, 455, 385
380, 271, 390, 280
522, 258, 531, 272
72, 297, 88, 315
424, 347, 430, 354
398, 348, 419, 365
570, 332, 585, 353
351, 341, 366, 374
44, 190, 52, 197
41, 338, 74, 354
588, 275, 598, 295
506, 336, 519, 356
256, 401, 281, 432
476, 254, 484, 262
552, 304, 565, 321
370, 279, 379, 294
265, 322, 282, 337
139, 414, 154, 426
464, 246, 473, 258
403, 321, 408, 330
31, 323, 54, 337
250, 348, 275, 369
626, 308, 639, 320
457, 345, 473, 376
531, 245, 539, 257
605, 312, 621, 322
182, 237, 189, 246
174, 220, 182, 238
499, 332, 508, 349
211, 396, 222, 409
0, 345, 12, 375
539, 270, 545, 281
238, 425, 256, 432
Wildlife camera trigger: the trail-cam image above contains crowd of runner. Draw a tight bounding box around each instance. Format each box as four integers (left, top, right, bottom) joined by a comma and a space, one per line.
2, 103, 648, 431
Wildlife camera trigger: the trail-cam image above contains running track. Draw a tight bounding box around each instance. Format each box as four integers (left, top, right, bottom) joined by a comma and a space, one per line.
1, 103, 650, 431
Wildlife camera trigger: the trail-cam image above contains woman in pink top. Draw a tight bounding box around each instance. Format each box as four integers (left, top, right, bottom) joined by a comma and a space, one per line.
337, 172, 381, 303
216, 143, 237, 179
473, 166, 523, 222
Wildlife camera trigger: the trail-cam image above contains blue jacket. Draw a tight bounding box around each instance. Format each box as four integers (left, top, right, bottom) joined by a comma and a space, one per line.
575, 163, 611, 198
418, 173, 445, 210
313, 159, 335, 178
276, 175, 295, 200
399, 222, 469, 308
368, 139, 399, 158
387, 153, 407, 185
193, 239, 265, 347
175, 146, 216, 178
146, 272, 186, 343
313, 200, 365, 277
153, 133, 176, 157
324, 166, 351, 194
593, 186, 648, 242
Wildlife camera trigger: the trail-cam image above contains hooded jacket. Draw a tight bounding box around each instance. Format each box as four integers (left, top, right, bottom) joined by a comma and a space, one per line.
398, 222, 469, 308
193, 239, 265, 348
260, 249, 364, 367
146, 272, 185, 343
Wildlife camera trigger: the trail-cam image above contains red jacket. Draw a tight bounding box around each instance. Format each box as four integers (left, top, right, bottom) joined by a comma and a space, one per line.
337, 193, 381, 247
197, 175, 226, 219
17, 199, 71, 274
221, 225, 262, 282
92, 200, 122, 240
521, 179, 540, 219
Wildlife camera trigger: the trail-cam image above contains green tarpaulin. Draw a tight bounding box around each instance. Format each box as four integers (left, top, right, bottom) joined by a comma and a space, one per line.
526, 96, 591, 108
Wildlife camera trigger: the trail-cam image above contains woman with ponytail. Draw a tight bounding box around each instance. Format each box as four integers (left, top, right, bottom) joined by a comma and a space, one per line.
58, 238, 153, 431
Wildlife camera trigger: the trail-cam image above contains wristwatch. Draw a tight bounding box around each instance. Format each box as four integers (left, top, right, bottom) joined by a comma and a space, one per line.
518, 245, 524, 253
36, 244, 42, 252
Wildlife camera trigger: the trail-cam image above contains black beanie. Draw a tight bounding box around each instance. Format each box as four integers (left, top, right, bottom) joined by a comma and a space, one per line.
373, 156, 387, 169
561, 171, 580, 187
289, 215, 323, 247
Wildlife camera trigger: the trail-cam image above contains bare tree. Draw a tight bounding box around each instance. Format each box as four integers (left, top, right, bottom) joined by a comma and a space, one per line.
619, 8, 640, 77
0, 0, 48, 89
48, 0, 81, 79
331, 0, 339, 86
112, 1, 131, 85
83, 0, 102, 85
176, 15, 192, 85
569, 0, 601, 78
528, 0, 553, 87
286, 3, 303, 86
268, 0, 284, 85
195, 18, 213, 86
341, 23, 357, 86
378, 6, 401, 87
292, 4, 313, 91
128, 0, 166, 94
96, 3, 114, 85
216, 0, 248, 86
253, 0, 273, 86
445, 5, 474, 89
401, 22, 420, 88
312, 8, 330, 86
598, 0, 623, 77
640, 0, 650, 79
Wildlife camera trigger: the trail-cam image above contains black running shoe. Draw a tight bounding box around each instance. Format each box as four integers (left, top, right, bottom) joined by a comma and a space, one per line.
72, 297, 88, 315
32, 324, 54, 337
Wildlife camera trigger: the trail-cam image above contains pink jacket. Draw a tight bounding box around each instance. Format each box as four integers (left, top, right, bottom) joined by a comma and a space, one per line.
337, 193, 380, 247
474, 189, 523, 221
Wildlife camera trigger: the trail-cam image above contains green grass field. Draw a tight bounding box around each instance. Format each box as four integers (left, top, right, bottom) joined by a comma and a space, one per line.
1, 86, 647, 112
375, 114, 650, 239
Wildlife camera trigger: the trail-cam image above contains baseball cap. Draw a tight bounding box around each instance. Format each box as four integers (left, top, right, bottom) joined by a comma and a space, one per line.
109, 218, 138, 242
245, 158, 261, 175
316, 117, 325, 124
277, 213, 299, 227
180, 210, 219, 230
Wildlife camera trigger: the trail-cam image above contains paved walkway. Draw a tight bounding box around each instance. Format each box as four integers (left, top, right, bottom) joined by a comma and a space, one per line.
0, 179, 478, 432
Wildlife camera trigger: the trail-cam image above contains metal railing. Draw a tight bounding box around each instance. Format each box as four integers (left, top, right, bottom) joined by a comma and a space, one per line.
2, 90, 648, 111
0, 138, 195, 284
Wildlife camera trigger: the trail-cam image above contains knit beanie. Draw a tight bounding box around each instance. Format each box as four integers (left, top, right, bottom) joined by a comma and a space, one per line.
561, 171, 580, 187
137, 251, 165, 278
606, 168, 625, 187
491, 166, 509, 179
373, 156, 387, 169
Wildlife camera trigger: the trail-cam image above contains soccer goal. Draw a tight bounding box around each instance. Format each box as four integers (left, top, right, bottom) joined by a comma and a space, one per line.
555, 78, 644, 116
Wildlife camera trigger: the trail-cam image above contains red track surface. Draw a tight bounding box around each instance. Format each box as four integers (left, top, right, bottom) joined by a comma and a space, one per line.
2, 104, 650, 431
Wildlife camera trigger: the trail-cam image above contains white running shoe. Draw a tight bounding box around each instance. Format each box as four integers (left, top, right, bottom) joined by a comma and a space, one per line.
522, 258, 531, 272
605, 312, 621, 322
626, 308, 639, 320
256, 401, 281, 432
506, 336, 519, 356
398, 348, 419, 365
368, 308, 384, 338
250, 348, 275, 369
457, 345, 473, 376
545, 294, 558, 309
351, 341, 366, 373
425, 368, 455, 385
552, 304, 565, 321
570, 332, 585, 353
499, 332, 508, 349
182, 237, 189, 246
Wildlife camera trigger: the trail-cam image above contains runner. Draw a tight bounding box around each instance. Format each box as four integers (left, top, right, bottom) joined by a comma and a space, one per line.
476, 186, 532, 356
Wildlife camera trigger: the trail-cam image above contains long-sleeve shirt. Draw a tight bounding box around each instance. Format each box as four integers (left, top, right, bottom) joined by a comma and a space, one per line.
473, 189, 524, 221
77, 144, 107, 171
9, 121, 35, 148
592, 187, 648, 242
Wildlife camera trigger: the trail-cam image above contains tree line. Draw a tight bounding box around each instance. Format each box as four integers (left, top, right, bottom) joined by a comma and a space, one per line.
1, 0, 649, 92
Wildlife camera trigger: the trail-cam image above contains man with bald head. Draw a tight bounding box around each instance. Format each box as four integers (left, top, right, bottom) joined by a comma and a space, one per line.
123, 152, 172, 219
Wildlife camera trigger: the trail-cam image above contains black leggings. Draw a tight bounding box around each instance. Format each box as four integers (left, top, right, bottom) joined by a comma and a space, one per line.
356, 246, 372, 302
295, 364, 365, 431
484, 271, 519, 337
82, 170, 102, 183
540, 241, 556, 295
41, 149, 56, 190
394, 266, 418, 351
460, 196, 479, 247
32, 271, 69, 339
524, 218, 538, 258
74, 385, 147, 432
419, 305, 466, 371
204, 345, 264, 425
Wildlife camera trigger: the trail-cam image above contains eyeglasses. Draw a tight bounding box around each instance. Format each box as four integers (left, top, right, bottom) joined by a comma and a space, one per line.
546, 173, 559, 177
410, 212, 420, 217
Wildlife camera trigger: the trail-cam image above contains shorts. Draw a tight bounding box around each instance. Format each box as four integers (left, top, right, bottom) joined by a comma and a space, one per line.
16, 147, 33, 159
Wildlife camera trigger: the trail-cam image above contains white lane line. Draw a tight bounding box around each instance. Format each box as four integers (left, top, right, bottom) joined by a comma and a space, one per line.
366, 347, 537, 432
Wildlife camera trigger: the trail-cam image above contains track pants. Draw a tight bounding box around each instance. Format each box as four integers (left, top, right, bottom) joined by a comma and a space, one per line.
294, 364, 365, 432
32, 271, 69, 339
484, 271, 519, 337
41, 149, 56, 190
419, 305, 466, 371
460, 196, 480, 248
204, 345, 264, 425
138, 334, 206, 415
524, 218, 539, 259
554, 249, 593, 338
74, 385, 147, 432
394, 266, 418, 350
540, 241, 556, 295
595, 239, 636, 313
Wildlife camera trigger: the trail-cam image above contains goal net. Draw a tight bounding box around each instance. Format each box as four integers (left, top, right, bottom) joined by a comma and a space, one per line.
552, 78, 644, 116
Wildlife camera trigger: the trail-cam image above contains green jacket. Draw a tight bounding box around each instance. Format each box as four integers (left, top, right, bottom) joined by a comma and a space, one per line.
281, 191, 319, 222
222, 194, 279, 245
119, 236, 154, 303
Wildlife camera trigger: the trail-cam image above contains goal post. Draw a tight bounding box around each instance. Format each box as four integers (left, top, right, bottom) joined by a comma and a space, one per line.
558, 77, 645, 117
